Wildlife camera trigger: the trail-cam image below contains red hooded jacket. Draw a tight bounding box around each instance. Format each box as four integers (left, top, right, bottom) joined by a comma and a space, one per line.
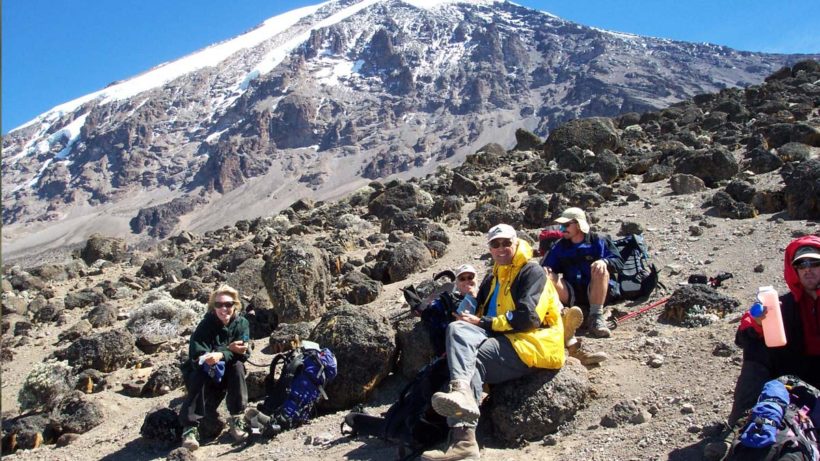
738, 235, 820, 355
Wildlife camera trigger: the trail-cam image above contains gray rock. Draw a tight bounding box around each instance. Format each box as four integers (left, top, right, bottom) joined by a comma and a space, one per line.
80, 234, 128, 265
87, 303, 118, 328
675, 148, 739, 187
50, 391, 104, 434
310, 305, 396, 411
601, 400, 652, 427
450, 173, 480, 196
712, 191, 758, 219
58, 319, 93, 342
269, 322, 315, 353
144, 364, 184, 396
368, 182, 433, 217
140, 407, 183, 446
396, 318, 437, 379
543, 117, 620, 160
340, 271, 382, 305
661, 284, 740, 327
371, 237, 434, 284
669, 174, 706, 195
262, 240, 330, 323
489, 359, 591, 442
781, 158, 820, 219
467, 204, 524, 233
522, 195, 550, 228
61, 328, 135, 372
64, 288, 106, 310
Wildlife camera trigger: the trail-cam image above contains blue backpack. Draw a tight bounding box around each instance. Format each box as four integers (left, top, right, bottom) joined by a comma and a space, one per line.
255, 345, 338, 434
728, 376, 820, 461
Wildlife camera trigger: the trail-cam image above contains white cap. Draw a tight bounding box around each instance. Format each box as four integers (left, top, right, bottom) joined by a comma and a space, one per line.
486, 224, 517, 243
455, 264, 477, 278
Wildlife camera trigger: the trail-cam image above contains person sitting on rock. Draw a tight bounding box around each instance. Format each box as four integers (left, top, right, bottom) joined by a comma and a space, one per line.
423, 224, 564, 461
541, 207, 624, 339
453, 264, 479, 315
179, 285, 251, 451
705, 236, 820, 460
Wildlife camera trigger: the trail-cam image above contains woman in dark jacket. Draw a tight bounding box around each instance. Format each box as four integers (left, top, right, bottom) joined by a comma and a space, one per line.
179, 285, 250, 451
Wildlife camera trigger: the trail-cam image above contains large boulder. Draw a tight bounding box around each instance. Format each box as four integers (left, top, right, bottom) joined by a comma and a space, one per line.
262, 240, 330, 323
489, 359, 591, 442
340, 271, 382, 305
467, 204, 524, 233
18, 360, 75, 411
521, 195, 550, 228
711, 191, 758, 219
1, 413, 56, 452
661, 284, 741, 327
368, 182, 433, 217
64, 288, 106, 310
396, 319, 437, 379
543, 117, 620, 160
125, 295, 200, 353
144, 364, 184, 397
80, 234, 128, 265
50, 391, 104, 434
60, 328, 136, 372
86, 303, 118, 328
309, 305, 397, 411
140, 407, 183, 447
450, 173, 480, 196
370, 237, 434, 284
588, 149, 624, 184
675, 148, 739, 186
781, 159, 820, 219
669, 174, 706, 195
137, 258, 192, 285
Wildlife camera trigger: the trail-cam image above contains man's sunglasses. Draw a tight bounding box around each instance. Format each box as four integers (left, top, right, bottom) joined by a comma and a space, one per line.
214, 301, 237, 309
457, 274, 475, 282
794, 259, 820, 270
489, 239, 513, 249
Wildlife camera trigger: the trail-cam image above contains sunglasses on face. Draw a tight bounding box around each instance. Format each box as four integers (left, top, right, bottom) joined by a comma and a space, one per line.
214, 301, 236, 309
489, 239, 513, 249
794, 260, 820, 270
457, 274, 475, 282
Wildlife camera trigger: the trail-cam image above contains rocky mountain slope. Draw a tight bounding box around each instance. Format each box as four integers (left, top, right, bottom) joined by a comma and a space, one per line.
1, 60, 819, 460
3, 0, 817, 263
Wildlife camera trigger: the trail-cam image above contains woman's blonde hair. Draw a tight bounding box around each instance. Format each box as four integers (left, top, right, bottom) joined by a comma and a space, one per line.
208, 284, 242, 317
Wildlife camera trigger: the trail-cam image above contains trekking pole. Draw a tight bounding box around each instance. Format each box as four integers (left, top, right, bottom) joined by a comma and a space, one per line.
608, 296, 670, 330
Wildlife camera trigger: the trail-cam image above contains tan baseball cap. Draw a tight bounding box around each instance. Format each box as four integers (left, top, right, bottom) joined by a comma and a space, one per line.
554, 207, 590, 233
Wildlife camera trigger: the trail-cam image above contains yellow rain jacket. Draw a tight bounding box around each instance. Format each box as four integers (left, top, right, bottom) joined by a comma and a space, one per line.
476, 239, 565, 369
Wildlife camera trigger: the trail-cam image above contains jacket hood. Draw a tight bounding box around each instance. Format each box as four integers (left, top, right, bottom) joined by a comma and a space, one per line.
510, 239, 534, 268
784, 235, 820, 301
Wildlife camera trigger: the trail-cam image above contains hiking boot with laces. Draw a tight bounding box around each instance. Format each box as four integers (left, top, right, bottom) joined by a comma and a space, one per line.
588, 313, 612, 338
561, 306, 584, 344
228, 415, 248, 443
421, 426, 480, 461
432, 380, 480, 421
566, 339, 608, 367
181, 426, 199, 451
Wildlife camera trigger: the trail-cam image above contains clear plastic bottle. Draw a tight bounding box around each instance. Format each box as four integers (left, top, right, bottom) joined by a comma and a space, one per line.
756, 286, 787, 347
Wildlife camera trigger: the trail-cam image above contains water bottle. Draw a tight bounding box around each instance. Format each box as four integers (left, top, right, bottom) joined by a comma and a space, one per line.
755, 286, 787, 347
457, 294, 477, 315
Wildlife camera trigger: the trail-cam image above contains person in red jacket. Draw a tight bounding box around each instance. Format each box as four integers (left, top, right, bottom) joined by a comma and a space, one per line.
706, 235, 820, 460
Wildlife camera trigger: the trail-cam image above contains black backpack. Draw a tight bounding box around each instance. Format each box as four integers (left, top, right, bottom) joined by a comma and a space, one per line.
727, 376, 820, 461
342, 357, 450, 460
613, 234, 661, 300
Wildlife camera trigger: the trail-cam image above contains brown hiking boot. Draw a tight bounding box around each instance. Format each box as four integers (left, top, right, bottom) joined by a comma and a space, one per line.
588, 313, 612, 338
421, 426, 480, 461
566, 339, 608, 367
561, 306, 584, 344
431, 380, 480, 420
228, 415, 248, 443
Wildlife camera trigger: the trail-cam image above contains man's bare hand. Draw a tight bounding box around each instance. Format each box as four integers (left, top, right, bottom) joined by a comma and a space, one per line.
456, 312, 481, 325
202, 352, 223, 365
591, 259, 608, 276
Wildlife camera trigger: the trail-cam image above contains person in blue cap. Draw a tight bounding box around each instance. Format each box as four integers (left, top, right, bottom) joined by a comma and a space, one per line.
180, 285, 251, 451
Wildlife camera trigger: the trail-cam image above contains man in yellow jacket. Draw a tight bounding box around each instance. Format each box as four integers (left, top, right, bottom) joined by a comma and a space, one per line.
423, 224, 565, 461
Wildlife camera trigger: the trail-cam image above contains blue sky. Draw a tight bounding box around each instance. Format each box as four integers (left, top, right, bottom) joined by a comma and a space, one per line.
3, 0, 819, 134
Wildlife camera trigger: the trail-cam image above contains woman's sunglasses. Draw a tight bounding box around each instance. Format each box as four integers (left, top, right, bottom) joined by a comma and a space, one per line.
457, 274, 475, 282
794, 259, 820, 270
489, 239, 513, 249
214, 301, 236, 309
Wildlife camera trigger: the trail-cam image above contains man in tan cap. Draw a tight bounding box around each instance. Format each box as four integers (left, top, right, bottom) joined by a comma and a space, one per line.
541, 207, 623, 339
422, 224, 564, 461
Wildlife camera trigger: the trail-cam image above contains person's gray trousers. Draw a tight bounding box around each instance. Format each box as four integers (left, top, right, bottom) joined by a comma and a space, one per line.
444, 321, 533, 427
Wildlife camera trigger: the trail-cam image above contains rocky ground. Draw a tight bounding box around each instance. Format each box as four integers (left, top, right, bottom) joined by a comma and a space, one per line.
1, 61, 818, 461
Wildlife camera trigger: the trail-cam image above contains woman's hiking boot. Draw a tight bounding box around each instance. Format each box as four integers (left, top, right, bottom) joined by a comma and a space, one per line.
228, 415, 248, 443
421, 426, 480, 461
562, 306, 584, 344
181, 426, 200, 451
432, 380, 480, 420
567, 339, 608, 367
588, 313, 612, 338
703, 422, 735, 461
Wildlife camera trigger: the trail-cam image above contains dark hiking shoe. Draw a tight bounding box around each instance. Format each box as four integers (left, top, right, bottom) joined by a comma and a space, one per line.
181, 426, 199, 451
588, 313, 612, 338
